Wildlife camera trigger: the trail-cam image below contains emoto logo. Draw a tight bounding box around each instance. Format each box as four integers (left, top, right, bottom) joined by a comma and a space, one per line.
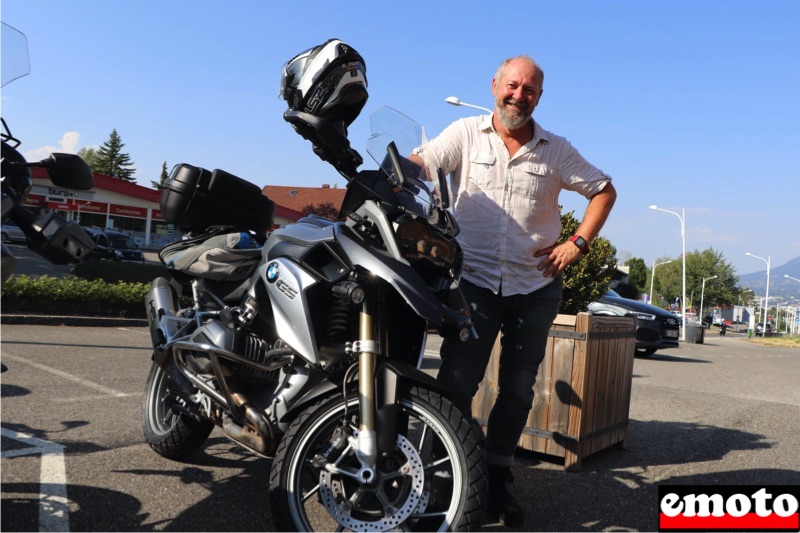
659, 485, 799, 531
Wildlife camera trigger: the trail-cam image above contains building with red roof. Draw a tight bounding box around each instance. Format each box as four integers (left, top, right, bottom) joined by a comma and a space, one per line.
261, 184, 346, 216
23, 168, 342, 248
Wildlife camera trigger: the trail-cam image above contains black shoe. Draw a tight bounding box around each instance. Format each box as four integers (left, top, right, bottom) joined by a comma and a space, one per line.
485, 466, 524, 528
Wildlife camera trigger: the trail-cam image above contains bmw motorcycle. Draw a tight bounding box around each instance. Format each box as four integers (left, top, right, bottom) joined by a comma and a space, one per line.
142, 104, 488, 531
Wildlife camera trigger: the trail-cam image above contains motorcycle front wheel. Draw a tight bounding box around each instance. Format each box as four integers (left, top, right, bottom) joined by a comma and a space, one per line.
141, 361, 214, 459
268, 386, 486, 531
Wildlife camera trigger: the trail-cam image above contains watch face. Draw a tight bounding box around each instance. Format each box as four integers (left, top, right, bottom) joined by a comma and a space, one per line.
572, 236, 589, 253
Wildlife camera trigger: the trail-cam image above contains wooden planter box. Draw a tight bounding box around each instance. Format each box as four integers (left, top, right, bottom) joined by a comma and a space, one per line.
471, 312, 636, 471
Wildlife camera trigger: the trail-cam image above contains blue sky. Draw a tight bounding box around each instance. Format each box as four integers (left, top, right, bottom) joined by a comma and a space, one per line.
2, 0, 798, 277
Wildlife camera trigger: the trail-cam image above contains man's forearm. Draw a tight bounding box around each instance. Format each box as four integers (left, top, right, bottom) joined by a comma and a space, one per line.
575, 183, 617, 243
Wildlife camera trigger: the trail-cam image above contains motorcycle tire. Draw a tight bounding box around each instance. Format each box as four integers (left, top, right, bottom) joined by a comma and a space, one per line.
268, 386, 486, 531
142, 361, 214, 459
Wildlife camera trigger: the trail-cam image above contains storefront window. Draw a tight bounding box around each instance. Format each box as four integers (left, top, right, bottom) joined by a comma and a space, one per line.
149, 221, 181, 248
77, 213, 106, 228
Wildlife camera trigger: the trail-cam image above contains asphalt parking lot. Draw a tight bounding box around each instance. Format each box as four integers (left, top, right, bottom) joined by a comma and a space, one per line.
1, 324, 798, 532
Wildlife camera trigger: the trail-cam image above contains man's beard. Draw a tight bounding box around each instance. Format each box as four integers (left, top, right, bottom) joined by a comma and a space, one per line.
495, 97, 532, 130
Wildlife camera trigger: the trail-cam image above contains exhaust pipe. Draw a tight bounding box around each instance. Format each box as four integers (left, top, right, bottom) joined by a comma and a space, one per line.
174, 354, 277, 456
222, 391, 277, 455
145, 277, 179, 351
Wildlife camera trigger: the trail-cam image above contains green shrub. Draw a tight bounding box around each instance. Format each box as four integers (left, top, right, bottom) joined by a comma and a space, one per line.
558, 210, 617, 314
1, 275, 149, 317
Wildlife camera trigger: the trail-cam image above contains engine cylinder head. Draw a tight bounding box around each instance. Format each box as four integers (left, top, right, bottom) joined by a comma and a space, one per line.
231, 329, 277, 381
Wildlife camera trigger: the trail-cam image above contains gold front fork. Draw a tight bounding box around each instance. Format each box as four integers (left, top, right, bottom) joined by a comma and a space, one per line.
353, 292, 380, 482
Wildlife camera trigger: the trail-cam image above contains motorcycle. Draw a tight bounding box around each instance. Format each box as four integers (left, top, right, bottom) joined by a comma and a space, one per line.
1, 23, 96, 371
141, 88, 487, 530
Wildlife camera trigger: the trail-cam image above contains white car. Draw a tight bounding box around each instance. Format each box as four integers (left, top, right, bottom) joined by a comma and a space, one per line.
1, 222, 27, 243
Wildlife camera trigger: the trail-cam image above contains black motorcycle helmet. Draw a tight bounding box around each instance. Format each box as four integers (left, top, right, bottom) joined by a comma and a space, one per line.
280, 39, 368, 129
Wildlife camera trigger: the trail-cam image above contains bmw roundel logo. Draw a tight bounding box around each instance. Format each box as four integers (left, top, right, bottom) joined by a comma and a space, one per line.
267, 262, 279, 283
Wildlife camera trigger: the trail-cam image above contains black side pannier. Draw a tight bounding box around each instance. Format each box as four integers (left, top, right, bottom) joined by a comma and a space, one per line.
160, 164, 275, 240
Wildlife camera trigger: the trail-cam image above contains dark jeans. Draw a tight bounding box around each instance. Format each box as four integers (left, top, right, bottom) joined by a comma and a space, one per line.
438, 276, 562, 468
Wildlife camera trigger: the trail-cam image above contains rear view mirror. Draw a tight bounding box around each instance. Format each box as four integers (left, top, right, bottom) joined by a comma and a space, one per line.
38, 153, 94, 191
386, 141, 407, 187
437, 168, 450, 210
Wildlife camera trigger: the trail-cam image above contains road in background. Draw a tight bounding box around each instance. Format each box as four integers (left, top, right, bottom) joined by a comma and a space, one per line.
1, 326, 799, 531
3, 243, 76, 278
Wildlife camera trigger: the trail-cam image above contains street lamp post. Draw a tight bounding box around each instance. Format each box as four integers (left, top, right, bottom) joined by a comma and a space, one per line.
444, 96, 493, 114
700, 275, 718, 327
650, 205, 686, 340
785, 275, 800, 335
746, 252, 771, 333
649, 259, 673, 304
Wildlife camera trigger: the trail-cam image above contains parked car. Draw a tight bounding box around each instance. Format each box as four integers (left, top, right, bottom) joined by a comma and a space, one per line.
84, 227, 145, 263
755, 323, 773, 337
1, 221, 27, 243
587, 289, 680, 357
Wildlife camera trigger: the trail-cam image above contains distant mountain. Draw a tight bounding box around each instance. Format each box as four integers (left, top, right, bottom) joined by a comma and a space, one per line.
738, 256, 800, 304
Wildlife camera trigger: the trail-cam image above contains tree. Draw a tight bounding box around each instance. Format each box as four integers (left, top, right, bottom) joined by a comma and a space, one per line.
624, 257, 647, 293
301, 201, 342, 221
151, 161, 169, 190
93, 129, 136, 181
649, 248, 738, 312
559, 210, 617, 314
77, 146, 98, 169
646, 255, 675, 307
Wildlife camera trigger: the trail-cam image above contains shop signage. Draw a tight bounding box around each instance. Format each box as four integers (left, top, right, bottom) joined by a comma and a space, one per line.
110, 204, 147, 218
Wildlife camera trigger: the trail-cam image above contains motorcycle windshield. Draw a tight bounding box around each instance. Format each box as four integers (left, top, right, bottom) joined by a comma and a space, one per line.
1, 23, 31, 88
366, 107, 440, 223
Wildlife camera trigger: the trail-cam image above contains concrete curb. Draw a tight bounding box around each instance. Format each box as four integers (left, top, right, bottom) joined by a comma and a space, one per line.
1, 314, 147, 327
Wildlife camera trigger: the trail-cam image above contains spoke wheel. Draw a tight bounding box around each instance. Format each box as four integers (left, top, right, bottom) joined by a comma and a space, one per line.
142, 361, 213, 459
269, 387, 486, 531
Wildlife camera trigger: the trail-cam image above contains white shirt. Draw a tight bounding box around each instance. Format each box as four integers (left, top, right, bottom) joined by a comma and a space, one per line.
415, 115, 611, 296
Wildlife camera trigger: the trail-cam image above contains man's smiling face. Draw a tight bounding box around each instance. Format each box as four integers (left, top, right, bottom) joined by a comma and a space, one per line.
492, 58, 543, 130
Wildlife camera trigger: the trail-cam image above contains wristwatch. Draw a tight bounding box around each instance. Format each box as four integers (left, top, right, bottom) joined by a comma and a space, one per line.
570, 235, 590, 255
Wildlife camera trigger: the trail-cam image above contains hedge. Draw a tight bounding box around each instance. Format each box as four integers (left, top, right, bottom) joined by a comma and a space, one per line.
1, 259, 168, 317
1, 275, 149, 317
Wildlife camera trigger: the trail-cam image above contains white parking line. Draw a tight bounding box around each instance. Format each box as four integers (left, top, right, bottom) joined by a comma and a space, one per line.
1, 353, 133, 398
1, 428, 70, 532
115, 327, 149, 334
59, 393, 141, 403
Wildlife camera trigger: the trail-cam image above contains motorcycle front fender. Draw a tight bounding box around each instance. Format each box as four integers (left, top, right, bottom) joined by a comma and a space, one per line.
335, 225, 472, 333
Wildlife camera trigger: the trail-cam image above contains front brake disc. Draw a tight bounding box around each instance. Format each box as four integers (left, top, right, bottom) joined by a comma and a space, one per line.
319, 434, 425, 531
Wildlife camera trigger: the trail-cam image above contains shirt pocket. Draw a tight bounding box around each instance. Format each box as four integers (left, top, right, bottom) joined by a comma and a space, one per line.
467, 153, 497, 192
516, 162, 553, 199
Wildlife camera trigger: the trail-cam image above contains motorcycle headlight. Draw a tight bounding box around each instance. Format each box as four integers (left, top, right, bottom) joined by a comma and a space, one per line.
395, 218, 456, 269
